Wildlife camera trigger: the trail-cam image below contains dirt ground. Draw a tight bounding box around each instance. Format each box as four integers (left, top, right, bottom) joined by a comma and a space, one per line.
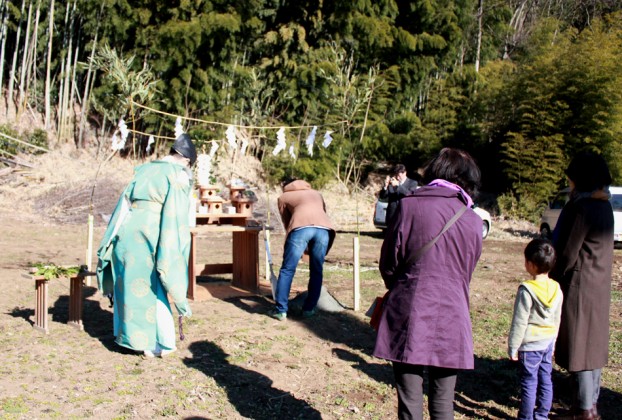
0, 149, 620, 419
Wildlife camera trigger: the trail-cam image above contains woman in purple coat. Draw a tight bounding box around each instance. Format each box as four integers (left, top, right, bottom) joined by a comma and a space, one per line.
374, 148, 483, 419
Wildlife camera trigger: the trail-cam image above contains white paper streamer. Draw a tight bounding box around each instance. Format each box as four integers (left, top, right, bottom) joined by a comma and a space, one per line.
118, 118, 129, 143
196, 154, 212, 186
174, 116, 184, 138
322, 130, 333, 148
226, 125, 237, 149
146, 135, 155, 153
209, 140, 219, 157
288, 144, 296, 159
240, 139, 249, 155
305, 126, 317, 156
111, 133, 124, 151
273, 127, 286, 155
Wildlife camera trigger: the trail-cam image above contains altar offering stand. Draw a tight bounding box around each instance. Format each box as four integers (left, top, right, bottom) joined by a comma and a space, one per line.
188, 182, 264, 301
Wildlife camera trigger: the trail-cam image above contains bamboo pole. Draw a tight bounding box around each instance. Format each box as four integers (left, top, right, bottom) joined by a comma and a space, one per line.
56, 0, 72, 140
475, 0, 483, 73
0, 0, 9, 89
0, 154, 35, 168
17, 0, 33, 112
69, 41, 80, 142
7, 0, 26, 109
44, 0, 54, 129
0, 131, 49, 152
78, 2, 104, 148
26, 0, 41, 104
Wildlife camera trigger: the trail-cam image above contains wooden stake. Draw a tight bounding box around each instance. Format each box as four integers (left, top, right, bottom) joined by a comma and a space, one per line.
265, 229, 270, 284
85, 213, 94, 286
353, 236, 360, 311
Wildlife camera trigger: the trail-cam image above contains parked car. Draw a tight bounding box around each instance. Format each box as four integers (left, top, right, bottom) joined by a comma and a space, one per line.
373, 197, 492, 239
540, 186, 622, 242
539, 188, 570, 239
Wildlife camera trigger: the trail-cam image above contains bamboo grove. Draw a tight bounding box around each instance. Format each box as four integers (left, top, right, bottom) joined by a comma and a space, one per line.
1, 0, 621, 217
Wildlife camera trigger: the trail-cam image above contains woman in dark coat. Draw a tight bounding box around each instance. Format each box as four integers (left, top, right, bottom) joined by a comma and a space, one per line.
374, 148, 483, 419
550, 152, 613, 420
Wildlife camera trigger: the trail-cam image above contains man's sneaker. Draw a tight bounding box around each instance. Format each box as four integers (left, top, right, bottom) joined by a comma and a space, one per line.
302, 308, 317, 319
269, 310, 287, 321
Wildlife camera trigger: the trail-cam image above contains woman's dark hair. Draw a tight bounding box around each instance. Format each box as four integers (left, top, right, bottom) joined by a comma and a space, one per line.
524, 238, 556, 274
565, 151, 611, 192
421, 148, 481, 197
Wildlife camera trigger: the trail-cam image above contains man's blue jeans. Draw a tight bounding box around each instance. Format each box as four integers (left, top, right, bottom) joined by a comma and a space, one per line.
275, 227, 330, 314
518, 342, 554, 420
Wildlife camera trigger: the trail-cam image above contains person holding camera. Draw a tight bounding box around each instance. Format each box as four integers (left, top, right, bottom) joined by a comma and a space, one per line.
379, 164, 418, 225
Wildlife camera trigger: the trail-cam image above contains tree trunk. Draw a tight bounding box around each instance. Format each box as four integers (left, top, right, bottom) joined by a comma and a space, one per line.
18, 0, 34, 114
505, 0, 530, 58
57, 68, 64, 134
7, 0, 27, 110
69, 41, 79, 145
26, 0, 41, 112
57, 0, 74, 141
475, 0, 483, 73
0, 0, 9, 90
45, 0, 54, 129
78, 2, 104, 148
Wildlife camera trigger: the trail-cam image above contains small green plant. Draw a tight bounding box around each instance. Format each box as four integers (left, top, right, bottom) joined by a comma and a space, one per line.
497, 192, 546, 224
364, 401, 376, 411
1, 396, 28, 414
33, 263, 82, 280
27, 128, 49, 153
0, 124, 21, 155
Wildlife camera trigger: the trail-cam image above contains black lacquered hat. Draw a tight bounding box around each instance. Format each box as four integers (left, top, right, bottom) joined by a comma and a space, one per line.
171, 133, 197, 166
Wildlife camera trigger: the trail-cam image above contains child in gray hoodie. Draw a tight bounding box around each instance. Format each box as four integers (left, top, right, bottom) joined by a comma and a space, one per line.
508, 238, 563, 420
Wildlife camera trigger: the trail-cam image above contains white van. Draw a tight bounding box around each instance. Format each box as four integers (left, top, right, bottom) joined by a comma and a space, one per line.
540, 186, 622, 242
373, 196, 492, 239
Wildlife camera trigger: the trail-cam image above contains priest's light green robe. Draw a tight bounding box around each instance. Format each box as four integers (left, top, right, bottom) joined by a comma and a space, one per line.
96, 160, 192, 352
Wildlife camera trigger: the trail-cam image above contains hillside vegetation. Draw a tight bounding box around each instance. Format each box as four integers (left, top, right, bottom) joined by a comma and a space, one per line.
1, 1, 622, 221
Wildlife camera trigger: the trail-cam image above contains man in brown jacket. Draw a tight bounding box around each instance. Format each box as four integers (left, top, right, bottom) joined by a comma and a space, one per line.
270, 178, 336, 321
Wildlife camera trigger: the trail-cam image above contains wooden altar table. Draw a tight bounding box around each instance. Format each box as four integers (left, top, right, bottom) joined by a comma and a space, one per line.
188, 223, 263, 301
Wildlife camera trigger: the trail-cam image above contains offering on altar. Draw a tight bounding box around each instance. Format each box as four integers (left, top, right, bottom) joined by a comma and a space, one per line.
199, 185, 219, 201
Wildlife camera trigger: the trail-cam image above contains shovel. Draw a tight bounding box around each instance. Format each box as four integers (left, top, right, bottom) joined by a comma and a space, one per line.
263, 225, 279, 300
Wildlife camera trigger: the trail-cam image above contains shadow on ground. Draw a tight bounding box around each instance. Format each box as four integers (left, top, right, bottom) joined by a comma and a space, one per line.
454, 357, 622, 419
224, 294, 377, 355
54, 285, 137, 355
183, 340, 322, 419
224, 293, 393, 389
331, 347, 393, 386
454, 357, 519, 419
8, 306, 34, 326
222, 293, 622, 418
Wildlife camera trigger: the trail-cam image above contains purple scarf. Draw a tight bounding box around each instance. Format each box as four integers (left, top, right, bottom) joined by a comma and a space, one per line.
427, 179, 474, 208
